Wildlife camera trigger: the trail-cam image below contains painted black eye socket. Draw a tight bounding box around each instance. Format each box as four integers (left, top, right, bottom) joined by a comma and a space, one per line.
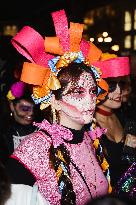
71, 89, 85, 95
108, 81, 126, 92
18, 105, 34, 112
89, 86, 97, 95
91, 89, 97, 94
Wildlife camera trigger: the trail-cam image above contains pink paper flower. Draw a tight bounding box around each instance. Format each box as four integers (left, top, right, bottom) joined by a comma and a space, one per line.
89, 127, 107, 140
11, 81, 26, 98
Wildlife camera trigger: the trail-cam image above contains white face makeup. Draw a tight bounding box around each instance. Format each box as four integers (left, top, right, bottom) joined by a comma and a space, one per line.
11, 99, 34, 125
58, 72, 97, 128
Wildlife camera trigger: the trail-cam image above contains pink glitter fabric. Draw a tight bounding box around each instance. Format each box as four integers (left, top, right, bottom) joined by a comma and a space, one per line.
11, 81, 25, 98
80, 39, 90, 58
51, 9, 70, 52
12, 121, 108, 205
89, 127, 107, 140
33, 120, 73, 148
92, 57, 130, 78
11, 26, 54, 67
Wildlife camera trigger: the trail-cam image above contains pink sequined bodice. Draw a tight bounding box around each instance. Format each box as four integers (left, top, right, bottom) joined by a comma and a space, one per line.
12, 120, 108, 205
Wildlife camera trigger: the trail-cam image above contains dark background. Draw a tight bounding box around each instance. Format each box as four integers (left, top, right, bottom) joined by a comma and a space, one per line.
0, 0, 117, 35
0, 0, 114, 20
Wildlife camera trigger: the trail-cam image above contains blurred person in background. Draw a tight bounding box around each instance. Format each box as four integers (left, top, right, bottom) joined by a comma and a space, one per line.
0, 46, 27, 128
115, 162, 136, 205
85, 195, 129, 205
92, 54, 136, 204
115, 74, 136, 122
0, 53, 44, 165
0, 81, 43, 165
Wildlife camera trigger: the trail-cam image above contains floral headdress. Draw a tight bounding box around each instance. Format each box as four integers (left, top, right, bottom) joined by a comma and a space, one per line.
11, 9, 108, 110
10, 10, 112, 201
7, 81, 26, 100
92, 52, 130, 78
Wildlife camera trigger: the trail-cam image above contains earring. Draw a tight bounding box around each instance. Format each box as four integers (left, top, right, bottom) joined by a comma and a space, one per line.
91, 117, 97, 131
51, 106, 57, 123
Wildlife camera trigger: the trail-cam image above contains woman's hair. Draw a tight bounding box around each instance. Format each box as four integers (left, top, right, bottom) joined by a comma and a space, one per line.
0, 162, 11, 205
49, 144, 76, 205
44, 62, 97, 123
97, 76, 129, 105
53, 62, 97, 100
11, 86, 34, 105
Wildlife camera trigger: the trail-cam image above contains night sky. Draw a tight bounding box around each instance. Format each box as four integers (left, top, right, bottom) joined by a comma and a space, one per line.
0, 0, 120, 37
0, 0, 115, 21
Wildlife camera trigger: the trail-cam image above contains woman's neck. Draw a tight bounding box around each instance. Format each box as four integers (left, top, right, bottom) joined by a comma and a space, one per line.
95, 106, 124, 143
59, 115, 84, 131
96, 106, 113, 117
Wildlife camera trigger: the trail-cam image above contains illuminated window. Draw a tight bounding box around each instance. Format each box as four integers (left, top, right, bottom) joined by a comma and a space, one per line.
124, 11, 132, 31
3, 25, 18, 36
134, 10, 136, 30
124, 35, 131, 48
134, 35, 136, 50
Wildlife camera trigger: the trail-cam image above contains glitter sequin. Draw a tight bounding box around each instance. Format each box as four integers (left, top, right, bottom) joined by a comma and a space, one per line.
12, 121, 108, 205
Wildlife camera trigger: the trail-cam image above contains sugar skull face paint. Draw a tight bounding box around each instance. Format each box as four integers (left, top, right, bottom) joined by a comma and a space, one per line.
58, 72, 97, 128
102, 83, 122, 110
10, 99, 34, 125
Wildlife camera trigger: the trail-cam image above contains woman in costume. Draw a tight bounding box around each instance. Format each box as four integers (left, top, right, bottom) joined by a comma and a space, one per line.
92, 54, 136, 203
6, 10, 110, 205
0, 82, 37, 165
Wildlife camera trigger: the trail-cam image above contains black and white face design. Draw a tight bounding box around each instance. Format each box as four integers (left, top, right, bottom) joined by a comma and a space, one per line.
58, 72, 97, 126
10, 99, 34, 125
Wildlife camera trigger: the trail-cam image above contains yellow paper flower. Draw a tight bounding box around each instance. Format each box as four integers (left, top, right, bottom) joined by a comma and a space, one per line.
93, 139, 99, 149
57, 150, 66, 163
100, 52, 117, 61
56, 51, 79, 69
40, 102, 51, 110
108, 183, 112, 193
101, 158, 109, 171
6, 90, 15, 100
56, 165, 63, 180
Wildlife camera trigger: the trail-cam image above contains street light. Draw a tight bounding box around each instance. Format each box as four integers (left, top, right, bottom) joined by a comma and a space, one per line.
104, 37, 112, 42
90, 37, 94, 42
102, 32, 108, 37
98, 37, 103, 42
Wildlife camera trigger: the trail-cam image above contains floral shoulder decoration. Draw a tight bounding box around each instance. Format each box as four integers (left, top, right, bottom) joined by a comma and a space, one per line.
7, 81, 26, 100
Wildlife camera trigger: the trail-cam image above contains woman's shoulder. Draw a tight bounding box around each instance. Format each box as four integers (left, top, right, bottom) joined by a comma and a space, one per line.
13, 119, 55, 151
10, 120, 73, 178
11, 128, 52, 161
5, 184, 50, 205
12, 129, 52, 157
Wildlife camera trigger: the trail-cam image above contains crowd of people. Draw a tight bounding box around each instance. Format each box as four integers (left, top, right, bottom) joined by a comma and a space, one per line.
0, 8, 135, 205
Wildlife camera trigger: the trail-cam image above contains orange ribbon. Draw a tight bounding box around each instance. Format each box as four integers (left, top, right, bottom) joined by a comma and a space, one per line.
21, 62, 61, 98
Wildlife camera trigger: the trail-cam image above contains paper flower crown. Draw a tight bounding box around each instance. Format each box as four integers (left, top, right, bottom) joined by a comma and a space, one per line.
92, 52, 130, 78
11, 9, 108, 109
7, 81, 26, 100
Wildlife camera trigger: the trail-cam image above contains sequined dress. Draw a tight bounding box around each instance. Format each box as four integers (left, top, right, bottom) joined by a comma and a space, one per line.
11, 120, 108, 205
